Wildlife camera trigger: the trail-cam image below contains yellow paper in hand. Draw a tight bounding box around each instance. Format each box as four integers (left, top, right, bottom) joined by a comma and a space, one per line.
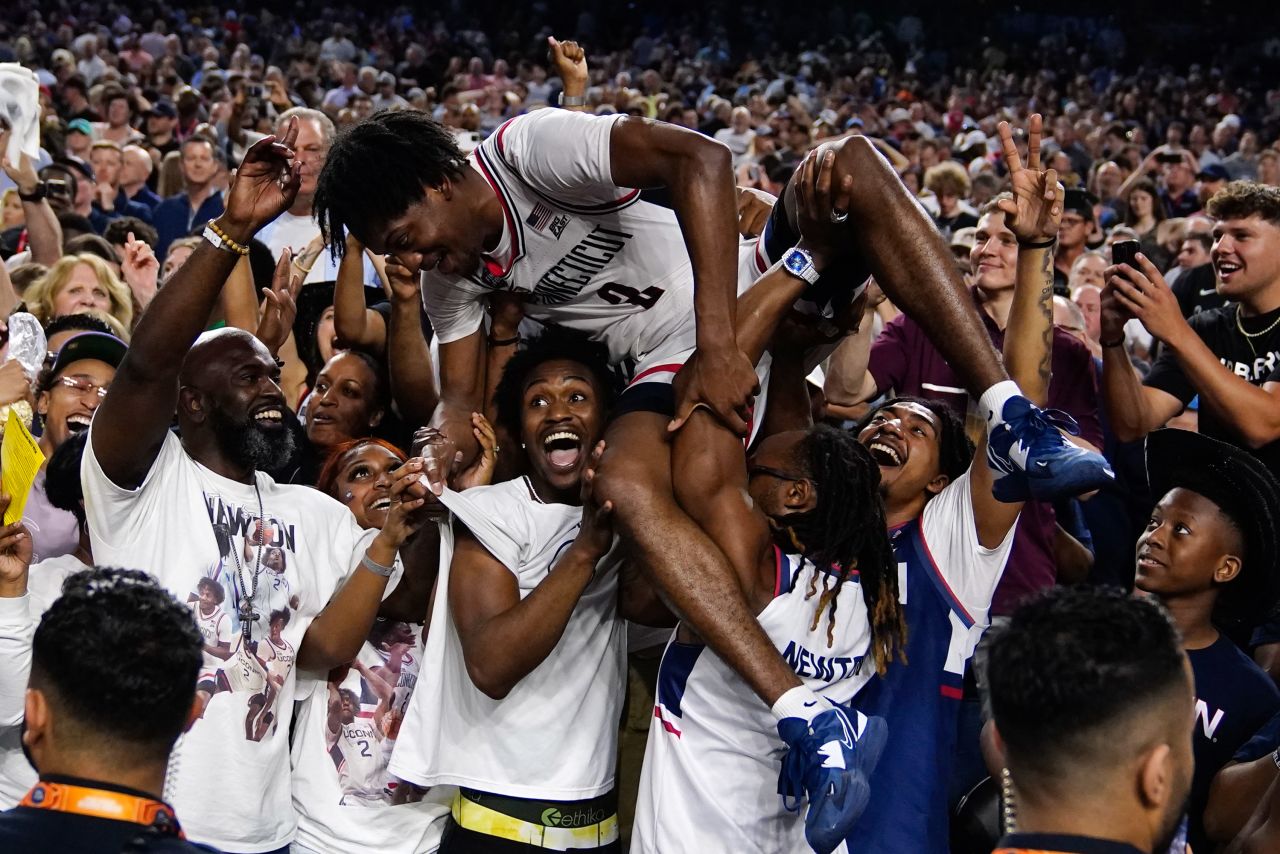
2, 409, 45, 524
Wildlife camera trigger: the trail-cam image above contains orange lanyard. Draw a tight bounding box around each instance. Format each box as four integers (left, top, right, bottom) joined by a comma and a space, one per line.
20, 780, 185, 838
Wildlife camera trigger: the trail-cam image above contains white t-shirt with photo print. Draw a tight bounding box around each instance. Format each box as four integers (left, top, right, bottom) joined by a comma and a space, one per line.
81, 426, 379, 852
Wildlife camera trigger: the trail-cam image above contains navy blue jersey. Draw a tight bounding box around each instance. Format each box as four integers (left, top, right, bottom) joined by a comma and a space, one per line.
850, 471, 1015, 853
1186, 634, 1280, 852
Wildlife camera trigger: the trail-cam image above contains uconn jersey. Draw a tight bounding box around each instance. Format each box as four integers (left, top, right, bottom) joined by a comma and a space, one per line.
421, 109, 772, 375
632, 548, 873, 854
850, 470, 1014, 853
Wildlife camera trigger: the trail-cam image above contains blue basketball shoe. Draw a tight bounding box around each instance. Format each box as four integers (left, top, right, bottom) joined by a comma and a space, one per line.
986, 395, 1115, 503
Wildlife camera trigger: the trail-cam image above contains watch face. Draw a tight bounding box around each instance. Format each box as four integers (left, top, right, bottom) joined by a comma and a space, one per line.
785, 252, 807, 273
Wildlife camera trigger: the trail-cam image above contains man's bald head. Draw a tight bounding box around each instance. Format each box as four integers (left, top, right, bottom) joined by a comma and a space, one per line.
176, 329, 292, 473
180, 328, 272, 389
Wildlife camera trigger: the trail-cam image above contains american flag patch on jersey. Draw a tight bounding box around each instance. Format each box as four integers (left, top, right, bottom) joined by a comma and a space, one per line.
526, 202, 555, 231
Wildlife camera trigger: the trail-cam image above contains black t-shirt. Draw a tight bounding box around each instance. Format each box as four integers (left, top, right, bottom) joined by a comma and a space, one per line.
1145, 303, 1280, 474
1186, 634, 1280, 852
934, 209, 979, 242
1172, 263, 1229, 319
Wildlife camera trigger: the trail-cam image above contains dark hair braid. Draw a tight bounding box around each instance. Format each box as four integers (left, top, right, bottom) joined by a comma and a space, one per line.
780, 425, 906, 674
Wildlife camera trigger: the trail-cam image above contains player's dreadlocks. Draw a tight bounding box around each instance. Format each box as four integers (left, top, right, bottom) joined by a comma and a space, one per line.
772, 425, 905, 675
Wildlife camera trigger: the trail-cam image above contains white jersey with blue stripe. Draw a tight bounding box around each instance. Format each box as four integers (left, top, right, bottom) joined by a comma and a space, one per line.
420, 108, 771, 367
631, 548, 873, 854
850, 469, 1014, 853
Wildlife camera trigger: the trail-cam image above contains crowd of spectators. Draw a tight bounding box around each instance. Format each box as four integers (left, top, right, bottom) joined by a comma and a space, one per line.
1, 2, 1280, 853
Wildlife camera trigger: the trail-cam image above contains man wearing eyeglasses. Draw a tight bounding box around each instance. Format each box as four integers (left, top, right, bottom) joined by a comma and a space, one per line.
1053, 188, 1097, 294
25, 332, 127, 563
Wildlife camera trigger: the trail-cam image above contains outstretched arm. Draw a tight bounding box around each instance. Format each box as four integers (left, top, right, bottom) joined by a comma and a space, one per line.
92, 124, 303, 489
966, 116, 1058, 548
0, 140, 61, 267
384, 260, 440, 432
608, 119, 759, 435
333, 234, 388, 355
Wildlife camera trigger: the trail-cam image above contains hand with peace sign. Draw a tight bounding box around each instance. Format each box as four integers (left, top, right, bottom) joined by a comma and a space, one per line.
995, 114, 1064, 245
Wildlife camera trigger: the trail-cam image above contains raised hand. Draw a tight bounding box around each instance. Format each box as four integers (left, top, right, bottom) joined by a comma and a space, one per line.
1105, 253, 1187, 345
256, 249, 303, 356
548, 37, 589, 92
996, 114, 1063, 244
120, 232, 160, 306
219, 117, 303, 242
453, 412, 500, 490
0, 132, 40, 195
794, 148, 854, 267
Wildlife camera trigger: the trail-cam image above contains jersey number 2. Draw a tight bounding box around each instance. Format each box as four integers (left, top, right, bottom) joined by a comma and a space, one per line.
598, 283, 664, 310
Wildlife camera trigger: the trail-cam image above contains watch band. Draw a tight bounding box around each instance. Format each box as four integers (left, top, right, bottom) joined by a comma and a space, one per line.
558, 92, 588, 107
17, 182, 46, 202
781, 247, 820, 285
360, 552, 396, 578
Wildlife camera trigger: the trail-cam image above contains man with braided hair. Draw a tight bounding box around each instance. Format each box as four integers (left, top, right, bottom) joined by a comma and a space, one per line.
628, 158, 905, 854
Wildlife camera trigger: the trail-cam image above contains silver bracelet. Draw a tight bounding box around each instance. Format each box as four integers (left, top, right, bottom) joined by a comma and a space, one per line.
360, 553, 396, 577
558, 92, 587, 107
1272, 746, 1280, 771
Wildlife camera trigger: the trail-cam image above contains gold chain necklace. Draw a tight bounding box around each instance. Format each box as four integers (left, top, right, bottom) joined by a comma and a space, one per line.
1235, 304, 1280, 357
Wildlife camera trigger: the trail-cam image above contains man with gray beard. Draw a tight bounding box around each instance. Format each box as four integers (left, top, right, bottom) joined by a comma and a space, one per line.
63, 124, 434, 852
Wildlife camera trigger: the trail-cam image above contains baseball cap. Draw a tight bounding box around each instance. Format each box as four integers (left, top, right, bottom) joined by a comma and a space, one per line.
55, 155, 95, 184
954, 129, 988, 153
1196, 163, 1230, 182
377, 70, 396, 86
66, 118, 93, 136
1062, 188, 1097, 222
144, 100, 177, 119
886, 107, 911, 125
49, 332, 128, 378
950, 226, 978, 254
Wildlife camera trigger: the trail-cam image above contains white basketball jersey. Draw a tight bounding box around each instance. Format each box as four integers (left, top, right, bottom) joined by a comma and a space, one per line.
388, 478, 625, 801
336, 715, 385, 805
632, 550, 874, 854
259, 635, 295, 685
421, 108, 770, 366
189, 602, 231, 669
